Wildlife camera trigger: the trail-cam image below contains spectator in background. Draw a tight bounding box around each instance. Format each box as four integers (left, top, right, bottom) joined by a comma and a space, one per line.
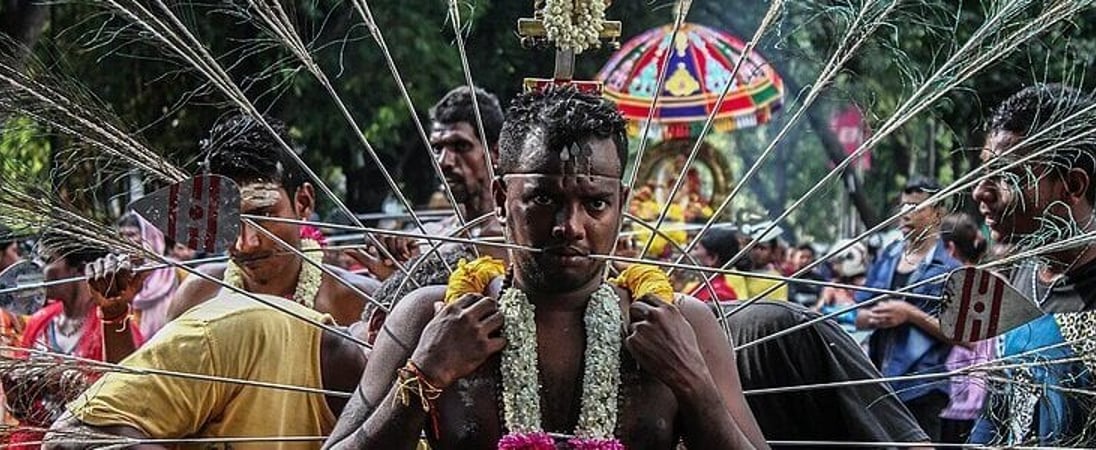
0, 224, 25, 343
855, 175, 959, 441
788, 243, 825, 306
937, 213, 991, 444
7, 237, 144, 448
732, 222, 789, 300
813, 240, 869, 330
688, 226, 741, 302
0, 225, 25, 435
117, 213, 179, 338
1, 225, 20, 274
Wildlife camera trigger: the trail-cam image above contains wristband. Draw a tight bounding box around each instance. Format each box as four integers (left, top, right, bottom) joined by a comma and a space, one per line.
98, 304, 133, 331
395, 360, 444, 438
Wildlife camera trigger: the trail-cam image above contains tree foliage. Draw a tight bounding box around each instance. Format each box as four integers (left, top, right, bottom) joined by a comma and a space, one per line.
0, 0, 1093, 244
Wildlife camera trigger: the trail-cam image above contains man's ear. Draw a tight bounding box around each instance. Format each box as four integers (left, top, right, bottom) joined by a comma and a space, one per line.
489, 144, 500, 168
1064, 168, 1091, 205
295, 182, 316, 219
493, 177, 507, 224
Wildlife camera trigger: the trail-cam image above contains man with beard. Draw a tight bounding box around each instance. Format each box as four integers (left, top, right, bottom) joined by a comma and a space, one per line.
324, 86, 767, 449
357, 86, 506, 280
969, 84, 1096, 446
854, 176, 959, 441
165, 113, 379, 325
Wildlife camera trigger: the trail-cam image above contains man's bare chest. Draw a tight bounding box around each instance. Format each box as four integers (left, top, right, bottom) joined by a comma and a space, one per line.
432, 356, 681, 450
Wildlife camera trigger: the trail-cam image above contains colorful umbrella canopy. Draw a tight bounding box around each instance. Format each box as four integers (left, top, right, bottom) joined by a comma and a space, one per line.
597, 22, 784, 140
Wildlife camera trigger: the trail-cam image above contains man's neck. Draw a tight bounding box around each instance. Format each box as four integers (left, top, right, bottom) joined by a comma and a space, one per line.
517, 276, 603, 314
463, 191, 494, 220
906, 231, 939, 255
61, 289, 92, 320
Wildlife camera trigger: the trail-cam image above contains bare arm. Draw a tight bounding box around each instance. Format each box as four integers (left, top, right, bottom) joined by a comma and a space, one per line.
678, 297, 768, 450
46, 412, 167, 450
84, 255, 148, 363
101, 319, 139, 363
627, 296, 766, 450
323, 286, 440, 450
322, 265, 374, 326
325, 286, 504, 449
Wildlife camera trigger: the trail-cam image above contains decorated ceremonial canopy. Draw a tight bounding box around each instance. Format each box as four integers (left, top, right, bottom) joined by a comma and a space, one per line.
597, 22, 785, 140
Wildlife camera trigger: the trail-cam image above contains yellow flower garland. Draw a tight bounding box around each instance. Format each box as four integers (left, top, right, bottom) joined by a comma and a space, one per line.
610, 263, 674, 303
444, 256, 673, 304
444, 257, 506, 304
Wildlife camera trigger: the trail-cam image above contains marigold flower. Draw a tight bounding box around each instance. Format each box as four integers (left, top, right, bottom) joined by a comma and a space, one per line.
611, 264, 673, 303
444, 256, 506, 304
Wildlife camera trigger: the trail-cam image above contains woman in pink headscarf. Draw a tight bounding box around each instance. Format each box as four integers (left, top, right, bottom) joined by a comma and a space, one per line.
117, 212, 180, 338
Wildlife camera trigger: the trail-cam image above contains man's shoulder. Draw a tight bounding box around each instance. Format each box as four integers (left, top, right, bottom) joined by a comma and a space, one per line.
325, 264, 380, 289
175, 263, 227, 294
178, 291, 327, 327
389, 285, 446, 316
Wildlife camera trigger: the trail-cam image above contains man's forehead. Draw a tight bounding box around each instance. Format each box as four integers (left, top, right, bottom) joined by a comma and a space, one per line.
430, 122, 477, 141
982, 130, 1025, 162
504, 173, 623, 188
516, 133, 622, 177
239, 181, 286, 208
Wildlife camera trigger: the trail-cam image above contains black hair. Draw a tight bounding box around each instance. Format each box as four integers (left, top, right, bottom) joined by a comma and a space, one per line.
364, 245, 476, 322
497, 85, 628, 177
795, 243, 815, 255
429, 86, 505, 148
940, 213, 986, 264
39, 231, 109, 269
903, 175, 941, 195
697, 226, 740, 267
990, 84, 1096, 202
116, 212, 140, 230
200, 113, 307, 197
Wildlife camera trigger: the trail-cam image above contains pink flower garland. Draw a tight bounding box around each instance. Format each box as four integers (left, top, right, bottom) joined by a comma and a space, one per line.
299, 225, 327, 246
567, 437, 625, 450
498, 432, 554, 450
497, 432, 625, 450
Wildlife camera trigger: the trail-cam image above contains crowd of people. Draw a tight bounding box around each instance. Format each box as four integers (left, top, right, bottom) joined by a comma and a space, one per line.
0, 82, 1092, 449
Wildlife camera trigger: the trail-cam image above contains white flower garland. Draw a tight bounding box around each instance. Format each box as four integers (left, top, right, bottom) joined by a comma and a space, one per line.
223, 238, 323, 309
543, 0, 607, 54
498, 283, 622, 438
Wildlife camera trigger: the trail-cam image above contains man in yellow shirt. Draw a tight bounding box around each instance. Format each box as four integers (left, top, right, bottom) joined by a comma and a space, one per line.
46, 292, 364, 449
728, 222, 789, 301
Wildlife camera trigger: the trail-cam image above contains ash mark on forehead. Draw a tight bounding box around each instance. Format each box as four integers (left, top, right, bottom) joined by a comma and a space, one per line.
515, 129, 621, 179
240, 182, 283, 209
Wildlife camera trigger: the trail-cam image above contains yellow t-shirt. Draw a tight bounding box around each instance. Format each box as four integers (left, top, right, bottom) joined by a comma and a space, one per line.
725, 271, 789, 301
68, 293, 336, 449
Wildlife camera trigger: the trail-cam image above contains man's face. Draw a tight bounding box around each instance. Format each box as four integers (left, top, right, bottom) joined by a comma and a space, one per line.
431, 122, 491, 208
43, 253, 79, 301
792, 249, 814, 271
973, 130, 1069, 245
496, 135, 626, 293
0, 242, 19, 272
119, 225, 141, 246
748, 243, 773, 270
898, 191, 940, 242
231, 181, 314, 286
689, 243, 719, 268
